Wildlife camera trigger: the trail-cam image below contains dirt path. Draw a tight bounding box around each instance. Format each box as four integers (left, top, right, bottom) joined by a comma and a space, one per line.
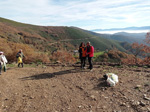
0, 65, 150, 112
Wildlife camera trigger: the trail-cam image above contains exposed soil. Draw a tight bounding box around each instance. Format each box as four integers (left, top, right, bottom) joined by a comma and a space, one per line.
0, 64, 150, 112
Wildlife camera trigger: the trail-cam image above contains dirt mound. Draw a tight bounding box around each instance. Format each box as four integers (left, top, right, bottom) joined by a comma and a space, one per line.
0, 65, 150, 112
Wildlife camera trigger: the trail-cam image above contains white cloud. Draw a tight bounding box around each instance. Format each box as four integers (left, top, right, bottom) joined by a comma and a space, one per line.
0, 0, 150, 29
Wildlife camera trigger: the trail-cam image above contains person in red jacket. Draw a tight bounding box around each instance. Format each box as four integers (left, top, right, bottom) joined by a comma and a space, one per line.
79, 42, 87, 69
86, 42, 94, 70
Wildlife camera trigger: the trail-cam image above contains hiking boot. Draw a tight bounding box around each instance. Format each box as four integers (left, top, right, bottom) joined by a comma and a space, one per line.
90, 69, 93, 72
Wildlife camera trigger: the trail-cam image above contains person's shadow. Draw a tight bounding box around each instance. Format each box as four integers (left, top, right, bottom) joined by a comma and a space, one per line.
20, 68, 89, 80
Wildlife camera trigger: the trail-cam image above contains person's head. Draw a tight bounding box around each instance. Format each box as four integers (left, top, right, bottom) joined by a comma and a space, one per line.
82, 43, 85, 47
0, 52, 3, 55
80, 42, 85, 47
19, 49, 22, 53
86, 41, 91, 46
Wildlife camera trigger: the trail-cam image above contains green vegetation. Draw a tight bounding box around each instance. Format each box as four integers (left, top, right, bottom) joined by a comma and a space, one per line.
7, 63, 39, 68
65, 27, 92, 39
94, 51, 105, 57
24, 64, 38, 67
7, 64, 16, 68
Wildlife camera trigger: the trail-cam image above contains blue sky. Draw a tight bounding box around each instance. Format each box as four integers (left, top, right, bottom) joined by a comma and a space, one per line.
0, 0, 150, 30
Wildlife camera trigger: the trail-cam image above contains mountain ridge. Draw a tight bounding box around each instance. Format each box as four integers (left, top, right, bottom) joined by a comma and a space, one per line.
92, 26, 150, 32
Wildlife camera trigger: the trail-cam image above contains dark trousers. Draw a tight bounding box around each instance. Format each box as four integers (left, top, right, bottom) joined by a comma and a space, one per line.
18, 63, 24, 68
81, 57, 86, 68
88, 57, 93, 69
3, 65, 6, 72
0, 64, 2, 74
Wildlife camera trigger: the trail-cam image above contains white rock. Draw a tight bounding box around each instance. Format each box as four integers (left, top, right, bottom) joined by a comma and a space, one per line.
78, 105, 82, 108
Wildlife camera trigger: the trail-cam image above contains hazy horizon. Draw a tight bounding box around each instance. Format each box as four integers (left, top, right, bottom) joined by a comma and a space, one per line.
95, 30, 149, 34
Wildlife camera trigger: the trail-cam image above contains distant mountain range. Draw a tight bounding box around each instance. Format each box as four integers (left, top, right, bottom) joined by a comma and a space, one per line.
86, 29, 146, 44
100, 32, 146, 44
92, 26, 150, 31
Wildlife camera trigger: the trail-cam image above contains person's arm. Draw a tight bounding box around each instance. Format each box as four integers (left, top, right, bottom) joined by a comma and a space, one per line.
21, 53, 25, 58
4, 56, 8, 63
91, 46, 94, 54
78, 47, 82, 54
85, 48, 87, 56
16, 53, 19, 58
88, 46, 94, 55
1, 57, 4, 63
23, 53, 25, 58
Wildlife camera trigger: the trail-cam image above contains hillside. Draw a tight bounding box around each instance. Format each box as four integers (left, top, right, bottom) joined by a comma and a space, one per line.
108, 32, 146, 44
101, 33, 144, 44
0, 17, 130, 54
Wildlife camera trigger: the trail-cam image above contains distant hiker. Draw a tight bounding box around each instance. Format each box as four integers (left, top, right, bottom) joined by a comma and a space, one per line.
86, 42, 94, 70
79, 42, 87, 69
1, 52, 8, 72
16, 49, 25, 68
0, 52, 4, 75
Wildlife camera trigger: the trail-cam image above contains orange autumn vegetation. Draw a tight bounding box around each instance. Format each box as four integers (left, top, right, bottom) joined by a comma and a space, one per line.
0, 38, 50, 63
95, 49, 139, 65
0, 38, 76, 64
124, 31, 150, 65
50, 50, 76, 64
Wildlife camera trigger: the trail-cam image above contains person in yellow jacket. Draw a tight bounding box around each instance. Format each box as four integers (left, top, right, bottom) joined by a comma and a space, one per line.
18, 56, 22, 64
16, 49, 25, 68
79, 42, 87, 69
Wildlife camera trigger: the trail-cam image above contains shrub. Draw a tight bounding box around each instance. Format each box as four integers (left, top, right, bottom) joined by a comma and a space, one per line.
50, 50, 76, 64
0, 38, 50, 63
95, 50, 138, 64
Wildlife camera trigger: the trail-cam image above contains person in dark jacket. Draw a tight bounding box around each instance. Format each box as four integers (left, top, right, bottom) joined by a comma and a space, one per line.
16, 49, 25, 68
79, 42, 87, 69
86, 42, 94, 70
